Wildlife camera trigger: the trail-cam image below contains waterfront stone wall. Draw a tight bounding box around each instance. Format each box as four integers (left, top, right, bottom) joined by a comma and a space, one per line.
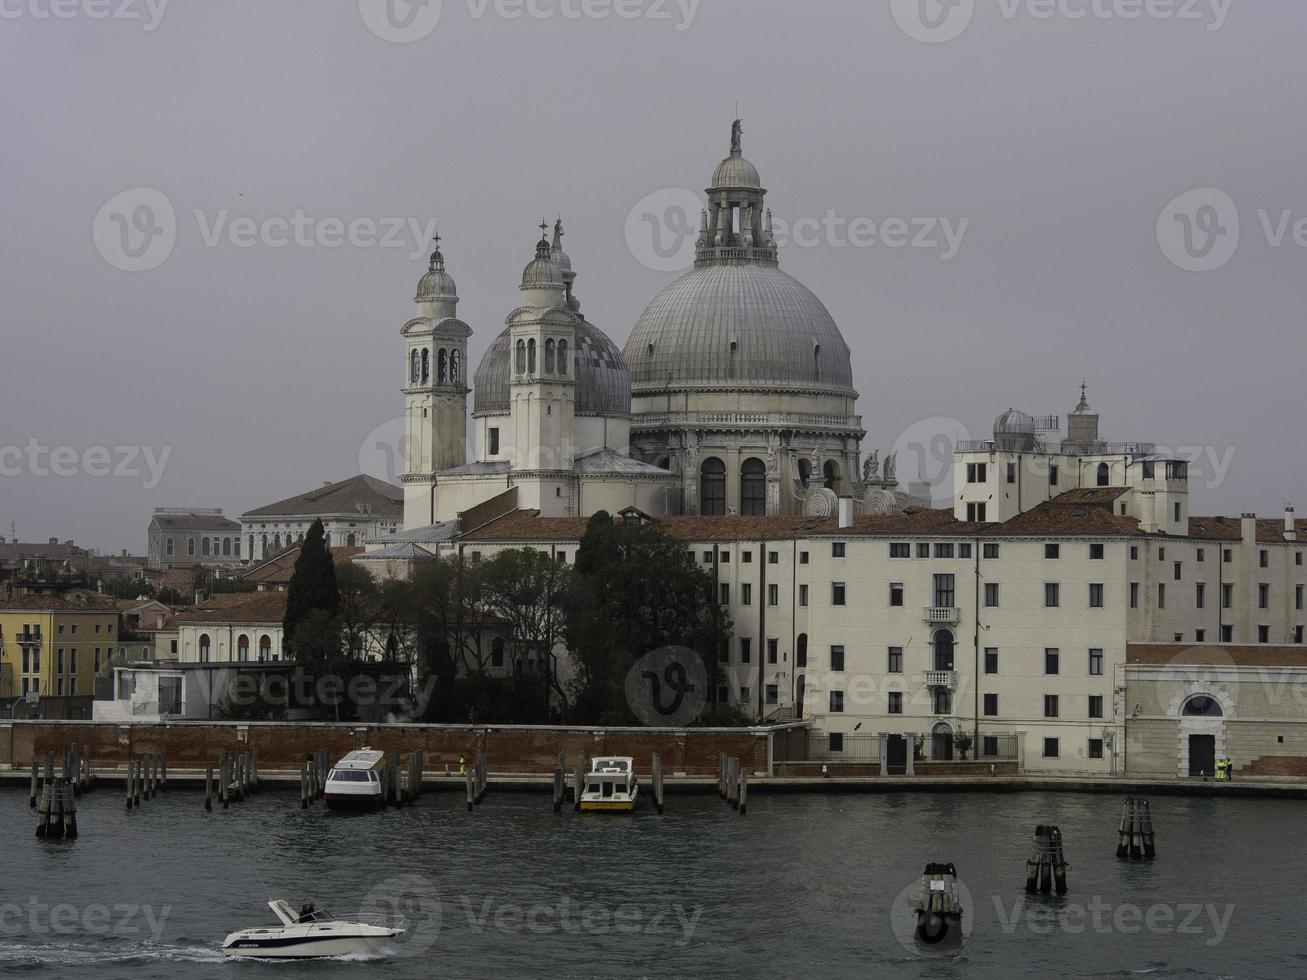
0, 721, 777, 776
1127, 717, 1307, 778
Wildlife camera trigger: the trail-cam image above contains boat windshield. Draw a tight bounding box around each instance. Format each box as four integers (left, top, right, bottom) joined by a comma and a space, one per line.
329, 770, 374, 782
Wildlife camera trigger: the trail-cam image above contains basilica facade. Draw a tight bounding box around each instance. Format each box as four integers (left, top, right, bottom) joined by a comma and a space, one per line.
396, 123, 902, 538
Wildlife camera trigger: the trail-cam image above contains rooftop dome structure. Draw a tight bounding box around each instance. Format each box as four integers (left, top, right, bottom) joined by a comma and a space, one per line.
415, 243, 457, 303
994, 408, 1037, 452
473, 320, 630, 417
623, 120, 856, 397
520, 232, 564, 290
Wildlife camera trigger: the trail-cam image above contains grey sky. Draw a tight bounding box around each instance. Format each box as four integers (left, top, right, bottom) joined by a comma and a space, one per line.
1, 0, 1302, 554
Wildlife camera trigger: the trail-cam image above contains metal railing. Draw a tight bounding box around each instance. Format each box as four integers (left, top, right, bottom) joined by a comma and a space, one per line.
631, 410, 865, 431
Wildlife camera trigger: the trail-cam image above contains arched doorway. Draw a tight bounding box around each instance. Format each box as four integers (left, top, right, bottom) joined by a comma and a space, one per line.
932, 721, 954, 762
740, 458, 766, 515
237, 635, 249, 662
1181, 693, 1225, 777
198, 634, 211, 663
259, 635, 272, 662
700, 458, 726, 515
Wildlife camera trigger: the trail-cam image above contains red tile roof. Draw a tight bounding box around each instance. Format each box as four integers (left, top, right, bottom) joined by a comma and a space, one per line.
1128, 643, 1307, 668
174, 591, 288, 625
0, 594, 120, 612
239, 546, 363, 585
1189, 516, 1307, 544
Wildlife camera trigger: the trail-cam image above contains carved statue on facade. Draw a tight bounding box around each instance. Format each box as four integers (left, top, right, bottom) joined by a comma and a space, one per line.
730, 119, 743, 154
884, 452, 898, 484
862, 451, 879, 484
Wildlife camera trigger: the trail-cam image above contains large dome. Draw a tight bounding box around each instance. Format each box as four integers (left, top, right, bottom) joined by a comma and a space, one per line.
473, 319, 631, 417
624, 263, 856, 394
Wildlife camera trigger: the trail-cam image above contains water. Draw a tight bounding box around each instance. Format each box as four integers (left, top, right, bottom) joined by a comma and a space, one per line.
1, 787, 1302, 979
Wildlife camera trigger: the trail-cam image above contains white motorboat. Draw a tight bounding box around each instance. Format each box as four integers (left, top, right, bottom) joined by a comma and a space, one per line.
324, 747, 386, 810
579, 756, 639, 813
222, 899, 406, 959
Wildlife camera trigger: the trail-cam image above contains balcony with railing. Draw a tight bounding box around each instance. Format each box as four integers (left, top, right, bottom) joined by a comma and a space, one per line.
924, 607, 960, 625
925, 670, 957, 691
16, 631, 42, 646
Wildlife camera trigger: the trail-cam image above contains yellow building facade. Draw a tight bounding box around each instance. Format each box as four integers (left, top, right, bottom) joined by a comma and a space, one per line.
0, 600, 120, 700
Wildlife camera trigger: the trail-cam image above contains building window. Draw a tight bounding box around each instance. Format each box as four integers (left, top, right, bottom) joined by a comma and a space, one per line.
934, 543, 955, 559
1174, 561, 1183, 581
698, 458, 726, 515
1197, 548, 1205, 562
1006, 462, 1016, 484
1222, 584, 1233, 609
1089, 695, 1104, 719
934, 574, 955, 608
739, 638, 751, 664
983, 543, 1000, 559
828, 732, 844, 752
932, 689, 952, 714
799, 584, 808, 606
237, 635, 249, 662
888, 647, 903, 673
1259, 625, 1270, 644
830, 691, 844, 713
188, 538, 196, 556
767, 639, 778, 664
1223, 548, 1232, 563
1044, 738, 1060, 758
1158, 584, 1166, 609
741, 584, 752, 606
1089, 583, 1104, 608
1049, 465, 1059, 487
1221, 625, 1233, 643
165, 537, 174, 556
799, 550, 809, 565
983, 693, 998, 716
199, 634, 211, 664
890, 542, 910, 558
917, 543, 930, 558
742, 551, 752, 564
933, 630, 955, 671
488, 427, 500, 456
966, 502, 987, 522
832, 582, 846, 606
830, 646, 845, 671
1044, 695, 1059, 718
984, 582, 1000, 607
1259, 584, 1270, 609
888, 692, 903, 714
1196, 630, 1206, 643
1260, 550, 1269, 568
1088, 739, 1104, 760
1089, 648, 1103, 675
966, 462, 988, 483
830, 542, 847, 559
1044, 649, 1060, 674
984, 648, 999, 674
1045, 583, 1060, 608
796, 634, 808, 668
1096, 462, 1110, 487
959, 543, 972, 559
719, 584, 729, 605
1297, 585, 1303, 611
1045, 543, 1060, 559
740, 458, 766, 516
1090, 543, 1105, 560
767, 583, 779, 606
1196, 583, 1206, 608
768, 551, 778, 565
889, 583, 904, 607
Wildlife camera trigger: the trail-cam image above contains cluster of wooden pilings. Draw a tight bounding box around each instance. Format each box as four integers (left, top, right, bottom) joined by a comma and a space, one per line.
33, 747, 94, 840
465, 752, 487, 811
718, 755, 748, 815
124, 749, 167, 810
1025, 825, 1069, 895
1116, 797, 1157, 860
203, 748, 258, 811
298, 750, 328, 809
378, 750, 425, 808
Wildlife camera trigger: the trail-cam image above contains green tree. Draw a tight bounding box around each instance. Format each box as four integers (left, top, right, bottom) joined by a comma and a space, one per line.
482, 548, 572, 721
282, 519, 339, 654
565, 512, 731, 725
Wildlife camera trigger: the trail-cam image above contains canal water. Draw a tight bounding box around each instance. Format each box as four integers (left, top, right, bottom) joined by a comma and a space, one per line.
0, 786, 1301, 979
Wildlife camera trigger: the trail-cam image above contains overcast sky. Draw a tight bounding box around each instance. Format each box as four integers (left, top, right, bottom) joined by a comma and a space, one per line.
1, 0, 1302, 554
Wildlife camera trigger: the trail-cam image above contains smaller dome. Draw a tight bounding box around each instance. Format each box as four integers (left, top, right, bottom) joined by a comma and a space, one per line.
521, 235, 564, 289
711, 153, 761, 189
994, 408, 1036, 451
415, 248, 457, 302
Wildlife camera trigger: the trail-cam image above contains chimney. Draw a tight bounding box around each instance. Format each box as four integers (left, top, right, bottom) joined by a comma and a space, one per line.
837, 496, 854, 529
1241, 513, 1258, 546
49, 537, 58, 545
1286, 506, 1298, 542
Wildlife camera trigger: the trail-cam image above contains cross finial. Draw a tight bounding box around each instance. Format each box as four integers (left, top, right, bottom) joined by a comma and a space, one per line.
432, 230, 441, 248
539, 219, 548, 240
1080, 378, 1087, 398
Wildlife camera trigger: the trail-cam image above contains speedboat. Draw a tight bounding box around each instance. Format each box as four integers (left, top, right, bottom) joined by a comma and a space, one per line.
325, 747, 386, 810
579, 756, 639, 813
222, 899, 406, 959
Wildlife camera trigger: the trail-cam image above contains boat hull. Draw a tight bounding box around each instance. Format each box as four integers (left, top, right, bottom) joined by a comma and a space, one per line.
223, 932, 400, 959
579, 794, 638, 813
324, 791, 385, 811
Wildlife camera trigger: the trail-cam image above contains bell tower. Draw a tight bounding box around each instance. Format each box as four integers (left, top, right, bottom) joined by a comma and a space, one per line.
508, 223, 576, 472
402, 237, 472, 529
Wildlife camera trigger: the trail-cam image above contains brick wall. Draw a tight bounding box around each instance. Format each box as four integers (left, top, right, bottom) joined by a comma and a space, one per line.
0, 722, 772, 776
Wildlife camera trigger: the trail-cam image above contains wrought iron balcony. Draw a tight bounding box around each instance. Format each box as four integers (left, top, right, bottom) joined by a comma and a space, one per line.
925, 670, 957, 691
17, 632, 42, 645
924, 607, 960, 625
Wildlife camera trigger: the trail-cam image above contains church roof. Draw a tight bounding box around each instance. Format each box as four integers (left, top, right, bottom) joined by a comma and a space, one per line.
574, 449, 676, 476
473, 318, 630, 417
150, 513, 241, 532
354, 542, 437, 561
242, 475, 402, 519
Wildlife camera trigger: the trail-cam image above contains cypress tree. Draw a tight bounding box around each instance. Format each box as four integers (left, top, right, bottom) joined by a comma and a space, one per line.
283, 518, 340, 654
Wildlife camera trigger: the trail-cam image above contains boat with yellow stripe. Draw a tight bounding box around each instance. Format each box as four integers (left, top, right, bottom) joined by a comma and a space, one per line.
578, 757, 639, 813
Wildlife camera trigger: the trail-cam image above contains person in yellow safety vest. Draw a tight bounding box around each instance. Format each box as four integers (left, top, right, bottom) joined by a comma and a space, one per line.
458, 755, 467, 776
1215, 758, 1229, 781
1223, 758, 1233, 782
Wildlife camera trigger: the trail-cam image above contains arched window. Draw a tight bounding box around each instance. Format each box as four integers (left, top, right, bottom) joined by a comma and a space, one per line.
740, 458, 767, 515
410, 349, 420, 383
259, 635, 272, 662
201, 537, 211, 556
1096, 462, 1110, 487
527, 338, 537, 374
557, 339, 568, 375
421, 348, 430, 384
222, 537, 231, 556
346, 533, 357, 547
798, 459, 812, 488
516, 339, 526, 374
438, 348, 448, 385
545, 339, 556, 374
933, 629, 955, 671
1183, 695, 1223, 717
199, 634, 211, 663
814, 344, 822, 381
237, 635, 249, 662
165, 537, 174, 556
700, 458, 726, 516
823, 460, 840, 492
450, 350, 460, 383
273, 534, 282, 551
796, 633, 808, 668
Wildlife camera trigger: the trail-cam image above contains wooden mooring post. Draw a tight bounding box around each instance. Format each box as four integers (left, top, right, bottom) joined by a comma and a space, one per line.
553, 764, 565, 812
29, 762, 39, 809
1116, 797, 1156, 860
475, 753, 487, 804
35, 777, 54, 836
300, 762, 310, 810
1025, 825, 1069, 895
220, 755, 230, 810
204, 764, 214, 812
738, 767, 748, 816
465, 764, 475, 812
61, 781, 77, 840
573, 754, 585, 811
125, 759, 135, 810
651, 753, 665, 814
